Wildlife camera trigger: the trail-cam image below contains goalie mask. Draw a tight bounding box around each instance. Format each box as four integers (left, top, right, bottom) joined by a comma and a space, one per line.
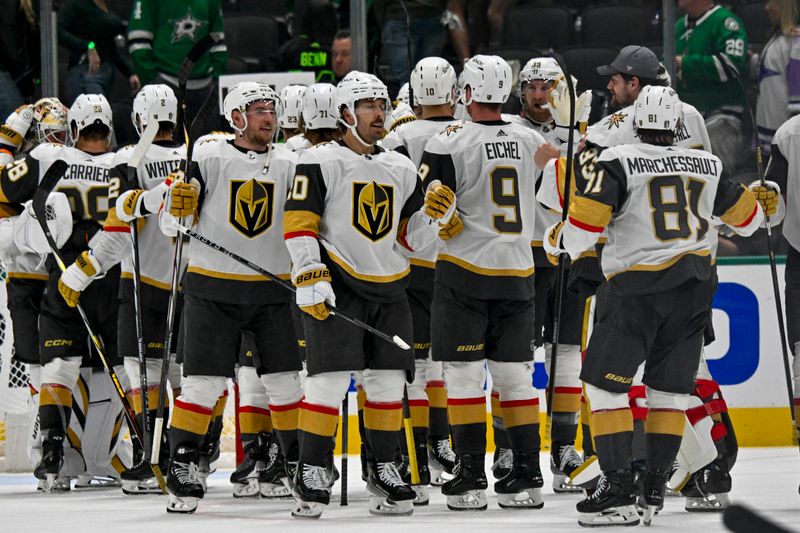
223, 82, 283, 135
29, 98, 68, 147
131, 84, 178, 136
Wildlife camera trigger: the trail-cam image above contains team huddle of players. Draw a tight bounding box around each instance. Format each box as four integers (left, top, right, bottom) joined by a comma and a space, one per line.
0, 43, 782, 527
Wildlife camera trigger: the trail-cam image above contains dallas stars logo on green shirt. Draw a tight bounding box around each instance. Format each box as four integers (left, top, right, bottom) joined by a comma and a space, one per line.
171, 7, 206, 44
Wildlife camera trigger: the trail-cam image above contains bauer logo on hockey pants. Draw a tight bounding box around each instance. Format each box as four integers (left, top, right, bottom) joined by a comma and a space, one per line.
352, 181, 394, 242
229, 178, 274, 238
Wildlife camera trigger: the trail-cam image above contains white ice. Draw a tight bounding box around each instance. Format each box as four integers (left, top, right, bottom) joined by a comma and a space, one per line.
0, 448, 798, 533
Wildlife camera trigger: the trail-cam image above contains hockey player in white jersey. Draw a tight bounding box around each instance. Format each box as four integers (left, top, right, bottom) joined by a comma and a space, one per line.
0, 94, 124, 491
281, 85, 307, 149
287, 82, 341, 155
419, 55, 547, 511
385, 82, 418, 133
381, 56, 460, 498
545, 86, 767, 527
283, 71, 453, 518
159, 82, 304, 513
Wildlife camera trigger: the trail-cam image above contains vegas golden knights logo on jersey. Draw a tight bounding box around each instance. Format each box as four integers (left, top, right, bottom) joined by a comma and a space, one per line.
229, 178, 274, 238
352, 181, 394, 242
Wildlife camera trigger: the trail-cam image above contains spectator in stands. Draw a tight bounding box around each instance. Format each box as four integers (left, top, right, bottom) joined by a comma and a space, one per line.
756, 0, 800, 155
674, 0, 749, 173
59, 0, 140, 106
278, 0, 337, 83
445, 0, 470, 66
332, 29, 353, 81
0, 0, 37, 119
376, 0, 448, 93
487, 0, 518, 46
127, 0, 226, 138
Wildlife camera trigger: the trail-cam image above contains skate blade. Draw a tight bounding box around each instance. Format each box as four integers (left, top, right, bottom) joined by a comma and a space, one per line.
369, 496, 415, 516
291, 499, 326, 519
232, 478, 261, 498
684, 493, 730, 512
40, 474, 59, 493
260, 481, 292, 499
497, 488, 544, 509
445, 490, 488, 511
166, 494, 199, 513
411, 485, 430, 506
429, 466, 453, 486
642, 505, 657, 526
553, 474, 584, 494
569, 456, 601, 488
74, 476, 122, 490
122, 478, 162, 495
578, 505, 640, 528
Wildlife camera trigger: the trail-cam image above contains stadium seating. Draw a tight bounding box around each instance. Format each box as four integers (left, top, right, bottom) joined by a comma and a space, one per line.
501, 5, 576, 50
581, 4, 658, 46
223, 16, 281, 73
222, 0, 286, 17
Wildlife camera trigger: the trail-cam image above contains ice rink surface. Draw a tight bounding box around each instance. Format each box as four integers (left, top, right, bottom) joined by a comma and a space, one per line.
0, 447, 798, 533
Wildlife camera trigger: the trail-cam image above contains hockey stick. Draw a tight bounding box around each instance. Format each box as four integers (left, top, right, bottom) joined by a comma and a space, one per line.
400, 0, 415, 108
402, 389, 420, 485
32, 160, 167, 493
545, 52, 578, 439
721, 61, 796, 447
340, 387, 349, 506
173, 222, 412, 351
723, 504, 794, 533
125, 119, 159, 460
151, 32, 220, 463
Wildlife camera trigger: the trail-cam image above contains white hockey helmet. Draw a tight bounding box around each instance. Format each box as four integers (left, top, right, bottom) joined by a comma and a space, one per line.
518, 57, 562, 94
131, 84, 178, 136
461, 55, 512, 105
633, 85, 683, 132
396, 82, 411, 106
411, 56, 457, 106
68, 94, 113, 140
301, 83, 338, 130
278, 85, 307, 130
30, 97, 68, 146
336, 71, 391, 125
223, 81, 282, 133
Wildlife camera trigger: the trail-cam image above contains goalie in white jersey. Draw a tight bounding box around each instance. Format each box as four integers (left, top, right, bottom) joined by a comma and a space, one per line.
419, 55, 547, 511
545, 86, 767, 527
159, 82, 304, 513
283, 71, 453, 518
381, 56, 461, 497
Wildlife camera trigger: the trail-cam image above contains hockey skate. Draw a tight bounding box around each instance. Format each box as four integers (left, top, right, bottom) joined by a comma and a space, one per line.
74, 475, 122, 490
260, 438, 291, 498
121, 459, 164, 495
491, 447, 513, 480
166, 446, 204, 514
442, 453, 488, 511
37, 476, 71, 492
401, 440, 431, 505
230, 433, 269, 498
681, 460, 731, 512
33, 430, 65, 493
550, 442, 584, 493
576, 470, 640, 527
367, 460, 415, 516
495, 451, 544, 509
638, 468, 668, 526
291, 462, 331, 519
428, 436, 456, 486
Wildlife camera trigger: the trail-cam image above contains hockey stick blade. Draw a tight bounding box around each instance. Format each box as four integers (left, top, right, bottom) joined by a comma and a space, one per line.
174, 223, 412, 350
723, 504, 794, 533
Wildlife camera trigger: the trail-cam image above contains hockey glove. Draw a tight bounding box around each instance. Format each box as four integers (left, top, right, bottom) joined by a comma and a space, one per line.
168, 181, 198, 218
749, 180, 785, 227
424, 180, 457, 225
58, 251, 101, 307
294, 263, 336, 321
544, 221, 566, 266
439, 211, 464, 240
548, 75, 592, 130
0, 104, 34, 149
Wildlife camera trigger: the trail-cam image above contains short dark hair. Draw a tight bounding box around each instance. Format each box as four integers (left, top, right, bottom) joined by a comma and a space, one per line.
334, 29, 351, 41
157, 121, 175, 137
636, 128, 675, 146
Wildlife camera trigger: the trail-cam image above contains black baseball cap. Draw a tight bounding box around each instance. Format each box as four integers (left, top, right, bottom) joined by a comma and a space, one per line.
597, 45, 660, 80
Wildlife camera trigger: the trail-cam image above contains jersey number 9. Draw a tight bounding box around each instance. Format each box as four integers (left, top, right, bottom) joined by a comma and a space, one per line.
490, 166, 522, 234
